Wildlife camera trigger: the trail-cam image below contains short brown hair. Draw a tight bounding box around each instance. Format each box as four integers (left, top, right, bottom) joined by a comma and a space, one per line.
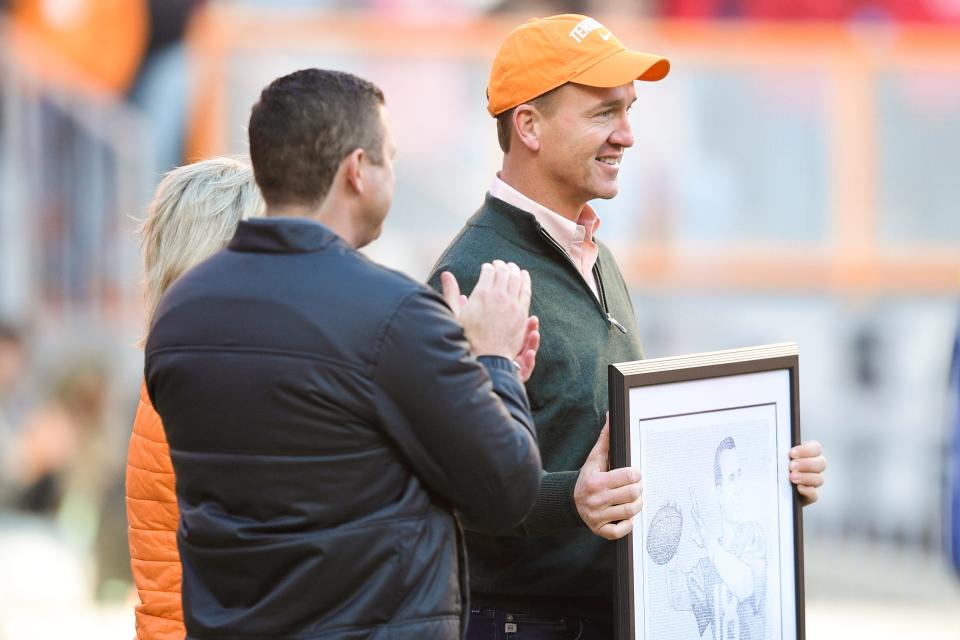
495, 86, 562, 153
249, 69, 385, 208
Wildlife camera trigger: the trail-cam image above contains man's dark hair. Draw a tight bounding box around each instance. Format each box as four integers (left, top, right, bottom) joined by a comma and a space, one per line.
495, 86, 562, 153
713, 436, 737, 487
249, 69, 385, 208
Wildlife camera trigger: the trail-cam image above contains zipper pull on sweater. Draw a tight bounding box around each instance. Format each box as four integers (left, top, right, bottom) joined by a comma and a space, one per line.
607, 313, 628, 334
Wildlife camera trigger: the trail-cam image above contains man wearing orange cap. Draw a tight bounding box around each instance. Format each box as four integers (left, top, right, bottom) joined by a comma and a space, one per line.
429, 13, 827, 639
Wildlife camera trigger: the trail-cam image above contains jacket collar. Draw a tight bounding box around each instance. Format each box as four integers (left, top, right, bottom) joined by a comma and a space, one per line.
228, 217, 345, 254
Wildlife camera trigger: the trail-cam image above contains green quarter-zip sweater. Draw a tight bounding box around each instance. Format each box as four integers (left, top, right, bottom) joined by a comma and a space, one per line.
427, 193, 644, 620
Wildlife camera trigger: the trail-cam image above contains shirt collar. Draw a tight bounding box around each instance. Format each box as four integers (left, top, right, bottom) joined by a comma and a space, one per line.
489, 174, 600, 245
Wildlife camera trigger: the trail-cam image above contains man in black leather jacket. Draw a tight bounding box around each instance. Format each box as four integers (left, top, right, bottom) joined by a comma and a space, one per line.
145, 68, 542, 640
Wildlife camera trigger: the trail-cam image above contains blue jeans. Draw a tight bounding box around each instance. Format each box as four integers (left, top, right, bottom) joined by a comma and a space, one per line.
465, 607, 613, 640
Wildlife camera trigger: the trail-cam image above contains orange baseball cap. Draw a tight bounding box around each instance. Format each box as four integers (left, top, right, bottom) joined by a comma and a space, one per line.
487, 14, 670, 117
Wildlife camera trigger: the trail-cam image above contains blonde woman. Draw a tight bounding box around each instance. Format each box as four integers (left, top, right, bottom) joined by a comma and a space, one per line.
126, 158, 264, 640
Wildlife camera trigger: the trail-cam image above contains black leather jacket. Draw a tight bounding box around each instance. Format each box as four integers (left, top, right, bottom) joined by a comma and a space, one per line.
145, 218, 541, 639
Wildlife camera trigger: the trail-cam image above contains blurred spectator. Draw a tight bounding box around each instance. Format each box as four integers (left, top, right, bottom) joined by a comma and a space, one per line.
14, 361, 113, 515
128, 0, 207, 177
4, 1, 151, 313
0, 323, 26, 411
0, 323, 27, 505
10, 359, 130, 598
2, 0, 209, 318
9, 0, 149, 95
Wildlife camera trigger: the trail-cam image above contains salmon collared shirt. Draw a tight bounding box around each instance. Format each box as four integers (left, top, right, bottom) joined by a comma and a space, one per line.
489, 175, 601, 301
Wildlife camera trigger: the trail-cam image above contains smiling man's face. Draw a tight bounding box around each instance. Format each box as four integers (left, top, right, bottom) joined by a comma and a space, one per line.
535, 81, 636, 214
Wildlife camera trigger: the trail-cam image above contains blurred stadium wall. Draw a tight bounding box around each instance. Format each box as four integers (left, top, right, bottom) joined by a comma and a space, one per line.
0, 1, 959, 637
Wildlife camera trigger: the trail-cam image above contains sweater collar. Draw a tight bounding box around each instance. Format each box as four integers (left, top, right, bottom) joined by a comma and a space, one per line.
489, 175, 601, 246
228, 217, 345, 253
470, 193, 556, 252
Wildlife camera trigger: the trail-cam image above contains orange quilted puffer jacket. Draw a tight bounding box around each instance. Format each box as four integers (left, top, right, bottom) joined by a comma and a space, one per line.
125, 382, 185, 640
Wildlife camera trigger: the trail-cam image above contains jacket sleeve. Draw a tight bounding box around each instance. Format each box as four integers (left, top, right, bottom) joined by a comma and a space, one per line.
371, 288, 541, 532
125, 382, 186, 640
428, 266, 586, 537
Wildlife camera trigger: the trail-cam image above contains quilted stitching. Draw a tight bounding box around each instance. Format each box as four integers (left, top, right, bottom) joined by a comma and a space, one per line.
126, 382, 185, 638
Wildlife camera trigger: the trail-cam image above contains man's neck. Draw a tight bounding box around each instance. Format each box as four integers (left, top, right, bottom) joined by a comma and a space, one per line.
265, 200, 361, 248
499, 164, 583, 222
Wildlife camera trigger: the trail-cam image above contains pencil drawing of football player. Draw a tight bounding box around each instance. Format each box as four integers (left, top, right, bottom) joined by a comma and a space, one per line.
659, 436, 768, 639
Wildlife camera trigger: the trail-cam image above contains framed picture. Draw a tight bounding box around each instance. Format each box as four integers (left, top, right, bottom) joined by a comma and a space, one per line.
609, 343, 804, 640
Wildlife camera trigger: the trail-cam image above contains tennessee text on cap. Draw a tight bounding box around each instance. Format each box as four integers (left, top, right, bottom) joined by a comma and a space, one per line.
487, 14, 671, 117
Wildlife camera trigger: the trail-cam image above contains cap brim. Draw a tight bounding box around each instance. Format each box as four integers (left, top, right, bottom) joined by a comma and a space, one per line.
570, 49, 670, 87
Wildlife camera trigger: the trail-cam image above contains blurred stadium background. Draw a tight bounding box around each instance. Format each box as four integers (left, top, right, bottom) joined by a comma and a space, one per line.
0, 0, 959, 637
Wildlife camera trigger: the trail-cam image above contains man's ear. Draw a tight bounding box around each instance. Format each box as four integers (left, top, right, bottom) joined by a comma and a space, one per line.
342, 148, 365, 195
513, 105, 542, 153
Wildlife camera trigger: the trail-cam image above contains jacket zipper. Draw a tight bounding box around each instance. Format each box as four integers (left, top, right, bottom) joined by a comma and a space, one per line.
537, 228, 628, 334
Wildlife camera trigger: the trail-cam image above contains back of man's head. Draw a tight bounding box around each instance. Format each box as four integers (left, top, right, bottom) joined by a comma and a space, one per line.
248, 69, 385, 210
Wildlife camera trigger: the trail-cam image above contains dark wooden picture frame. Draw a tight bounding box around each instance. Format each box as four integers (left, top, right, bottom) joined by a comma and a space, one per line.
609, 344, 805, 640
